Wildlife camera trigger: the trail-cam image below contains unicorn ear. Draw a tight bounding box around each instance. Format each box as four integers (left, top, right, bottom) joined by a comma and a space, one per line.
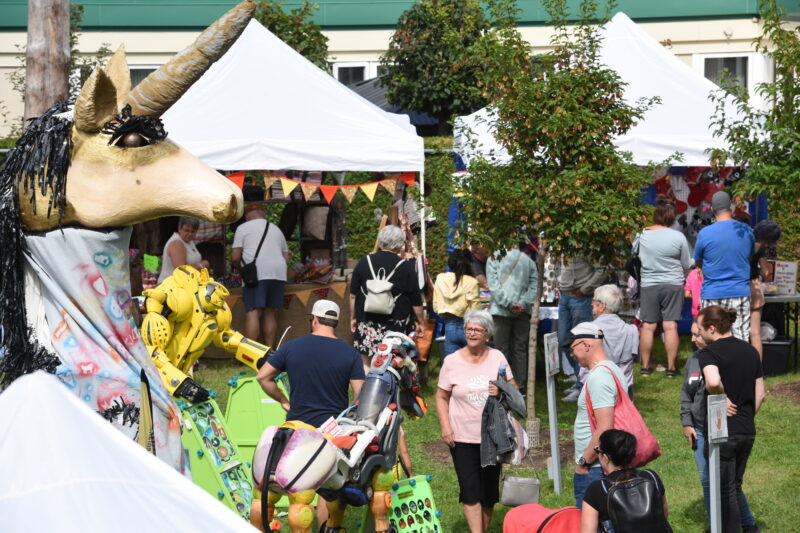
104, 45, 132, 107
74, 67, 118, 132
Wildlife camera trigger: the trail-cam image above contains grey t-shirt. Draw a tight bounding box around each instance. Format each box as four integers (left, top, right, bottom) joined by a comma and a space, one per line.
634, 228, 692, 287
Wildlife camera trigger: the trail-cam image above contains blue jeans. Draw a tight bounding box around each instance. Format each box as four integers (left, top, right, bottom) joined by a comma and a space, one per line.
558, 293, 593, 385
573, 466, 604, 508
443, 316, 466, 357
694, 427, 755, 527
702, 431, 756, 531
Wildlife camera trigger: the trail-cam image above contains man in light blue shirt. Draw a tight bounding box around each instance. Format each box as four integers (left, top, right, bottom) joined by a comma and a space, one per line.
693, 191, 755, 340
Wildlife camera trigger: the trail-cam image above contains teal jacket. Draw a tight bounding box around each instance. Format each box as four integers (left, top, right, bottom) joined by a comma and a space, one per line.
487, 249, 539, 317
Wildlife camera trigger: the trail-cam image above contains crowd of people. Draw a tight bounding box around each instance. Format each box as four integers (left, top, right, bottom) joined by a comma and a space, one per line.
244, 190, 776, 532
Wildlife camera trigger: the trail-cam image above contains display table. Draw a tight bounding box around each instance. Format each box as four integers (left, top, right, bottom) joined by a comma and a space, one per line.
764, 294, 800, 371
203, 281, 352, 359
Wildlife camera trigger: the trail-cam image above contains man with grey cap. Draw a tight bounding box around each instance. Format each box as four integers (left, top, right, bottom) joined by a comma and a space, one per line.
693, 191, 755, 340
564, 322, 627, 508
256, 299, 365, 427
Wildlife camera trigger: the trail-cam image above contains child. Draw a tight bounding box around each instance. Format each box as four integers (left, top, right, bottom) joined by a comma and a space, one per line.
684, 267, 703, 318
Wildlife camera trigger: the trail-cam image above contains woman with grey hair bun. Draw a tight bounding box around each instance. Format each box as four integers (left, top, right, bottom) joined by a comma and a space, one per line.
437, 308, 517, 533
157, 216, 210, 284
350, 225, 425, 368
590, 284, 638, 399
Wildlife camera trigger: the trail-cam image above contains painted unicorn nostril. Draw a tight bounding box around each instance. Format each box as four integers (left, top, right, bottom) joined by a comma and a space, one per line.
229, 194, 238, 216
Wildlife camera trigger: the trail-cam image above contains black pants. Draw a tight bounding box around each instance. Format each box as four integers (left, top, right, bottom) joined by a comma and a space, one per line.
718, 434, 756, 533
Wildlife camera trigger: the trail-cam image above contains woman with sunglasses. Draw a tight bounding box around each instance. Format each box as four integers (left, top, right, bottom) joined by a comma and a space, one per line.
436, 309, 518, 533
580, 429, 671, 533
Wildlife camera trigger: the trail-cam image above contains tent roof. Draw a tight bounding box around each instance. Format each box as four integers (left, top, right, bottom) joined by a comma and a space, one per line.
163, 20, 424, 173
0, 372, 258, 533
455, 12, 737, 167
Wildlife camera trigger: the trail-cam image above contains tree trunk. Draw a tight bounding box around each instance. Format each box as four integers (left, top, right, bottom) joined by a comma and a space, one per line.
24, 0, 70, 119
525, 241, 547, 447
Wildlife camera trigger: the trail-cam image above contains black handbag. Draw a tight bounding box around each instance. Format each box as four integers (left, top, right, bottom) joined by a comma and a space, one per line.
625, 234, 642, 282
241, 222, 269, 288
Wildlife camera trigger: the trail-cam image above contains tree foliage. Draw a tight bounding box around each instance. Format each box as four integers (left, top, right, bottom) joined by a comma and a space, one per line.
461, 0, 658, 263
708, 0, 800, 207
254, 0, 330, 72
380, 0, 491, 134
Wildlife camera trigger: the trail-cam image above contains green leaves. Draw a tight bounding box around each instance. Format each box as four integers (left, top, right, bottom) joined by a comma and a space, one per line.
254, 0, 330, 72
460, 0, 653, 263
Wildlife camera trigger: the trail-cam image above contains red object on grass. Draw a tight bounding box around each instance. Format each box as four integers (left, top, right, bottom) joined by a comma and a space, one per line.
503, 504, 581, 533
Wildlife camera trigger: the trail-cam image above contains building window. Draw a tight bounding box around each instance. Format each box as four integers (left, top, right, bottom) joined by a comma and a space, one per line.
337, 66, 365, 86
130, 66, 157, 88
332, 61, 383, 85
704, 56, 748, 90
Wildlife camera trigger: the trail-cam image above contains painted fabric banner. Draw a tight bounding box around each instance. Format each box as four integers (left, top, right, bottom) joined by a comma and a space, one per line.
23, 227, 183, 471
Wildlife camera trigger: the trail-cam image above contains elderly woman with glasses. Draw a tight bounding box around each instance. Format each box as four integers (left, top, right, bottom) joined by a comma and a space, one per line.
157, 216, 210, 284
580, 429, 671, 533
589, 284, 639, 399
436, 309, 518, 533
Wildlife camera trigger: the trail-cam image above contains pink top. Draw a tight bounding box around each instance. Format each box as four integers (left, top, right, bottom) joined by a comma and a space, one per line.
684, 268, 703, 317
437, 348, 513, 444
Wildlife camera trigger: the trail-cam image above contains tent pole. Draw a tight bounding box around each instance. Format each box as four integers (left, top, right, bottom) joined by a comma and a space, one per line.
420, 167, 426, 257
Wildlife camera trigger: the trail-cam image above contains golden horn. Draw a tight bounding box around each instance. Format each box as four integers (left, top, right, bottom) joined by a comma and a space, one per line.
124, 0, 255, 116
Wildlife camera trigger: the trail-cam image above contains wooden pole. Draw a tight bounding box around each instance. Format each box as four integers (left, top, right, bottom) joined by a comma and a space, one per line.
24, 0, 70, 120
525, 241, 547, 448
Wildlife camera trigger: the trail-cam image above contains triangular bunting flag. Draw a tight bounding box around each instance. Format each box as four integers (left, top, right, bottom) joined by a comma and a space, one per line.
313, 287, 329, 300
398, 172, 416, 185
227, 171, 245, 189
330, 282, 347, 299
300, 183, 318, 201
381, 179, 397, 196
281, 178, 299, 198
295, 289, 313, 306
320, 185, 338, 204
263, 174, 278, 191
340, 186, 358, 203
360, 182, 379, 201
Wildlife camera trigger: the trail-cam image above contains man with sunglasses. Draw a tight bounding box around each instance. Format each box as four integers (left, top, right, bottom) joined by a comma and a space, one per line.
563, 322, 627, 508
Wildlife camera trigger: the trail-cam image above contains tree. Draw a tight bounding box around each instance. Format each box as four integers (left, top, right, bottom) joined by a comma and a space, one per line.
254, 0, 330, 72
23, 0, 70, 119
380, 0, 491, 135
460, 0, 658, 433
708, 0, 800, 233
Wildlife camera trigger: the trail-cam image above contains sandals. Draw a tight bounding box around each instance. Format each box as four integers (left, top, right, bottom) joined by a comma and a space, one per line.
666, 369, 678, 378
639, 367, 652, 376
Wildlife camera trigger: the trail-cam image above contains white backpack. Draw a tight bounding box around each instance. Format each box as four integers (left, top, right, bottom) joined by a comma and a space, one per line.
362, 254, 403, 315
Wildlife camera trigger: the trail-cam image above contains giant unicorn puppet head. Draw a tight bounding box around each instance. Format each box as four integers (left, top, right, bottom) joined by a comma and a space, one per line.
0, 1, 254, 454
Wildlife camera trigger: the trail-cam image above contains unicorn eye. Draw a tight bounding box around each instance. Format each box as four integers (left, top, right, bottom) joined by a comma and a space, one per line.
117, 132, 149, 148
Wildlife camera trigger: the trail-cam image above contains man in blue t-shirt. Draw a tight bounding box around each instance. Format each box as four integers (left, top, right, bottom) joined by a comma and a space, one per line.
693, 191, 755, 340
256, 299, 365, 428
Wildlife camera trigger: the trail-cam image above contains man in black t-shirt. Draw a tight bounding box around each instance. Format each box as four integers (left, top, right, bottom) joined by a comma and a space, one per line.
696, 306, 765, 533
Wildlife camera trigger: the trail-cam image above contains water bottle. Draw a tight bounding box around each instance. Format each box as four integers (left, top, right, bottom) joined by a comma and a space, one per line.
498, 365, 507, 381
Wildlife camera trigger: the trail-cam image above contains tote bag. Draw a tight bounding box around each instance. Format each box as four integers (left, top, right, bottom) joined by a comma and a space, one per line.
585, 365, 661, 467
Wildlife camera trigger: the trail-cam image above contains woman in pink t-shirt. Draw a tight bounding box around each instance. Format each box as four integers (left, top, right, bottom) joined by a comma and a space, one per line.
684, 267, 703, 318
437, 309, 518, 533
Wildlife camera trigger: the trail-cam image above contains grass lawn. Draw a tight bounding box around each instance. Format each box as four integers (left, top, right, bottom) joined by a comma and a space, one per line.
195, 336, 800, 532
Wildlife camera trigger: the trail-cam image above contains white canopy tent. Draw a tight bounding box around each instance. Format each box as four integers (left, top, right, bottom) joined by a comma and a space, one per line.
0, 372, 258, 533
454, 12, 738, 167
163, 19, 424, 173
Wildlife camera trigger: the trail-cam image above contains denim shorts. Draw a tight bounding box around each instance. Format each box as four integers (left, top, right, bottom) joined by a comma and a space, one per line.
243, 279, 285, 311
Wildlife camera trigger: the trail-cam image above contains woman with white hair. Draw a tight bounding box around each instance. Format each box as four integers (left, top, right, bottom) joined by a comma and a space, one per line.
437, 309, 518, 533
591, 284, 638, 399
349, 225, 425, 368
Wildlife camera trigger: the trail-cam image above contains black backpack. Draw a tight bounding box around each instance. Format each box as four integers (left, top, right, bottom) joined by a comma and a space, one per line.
601, 470, 672, 533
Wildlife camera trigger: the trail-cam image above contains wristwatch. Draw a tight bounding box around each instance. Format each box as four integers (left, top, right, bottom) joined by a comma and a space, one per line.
577, 455, 589, 467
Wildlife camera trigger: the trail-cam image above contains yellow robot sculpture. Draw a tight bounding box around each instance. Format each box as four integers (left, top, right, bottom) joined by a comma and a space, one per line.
141, 265, 273, 403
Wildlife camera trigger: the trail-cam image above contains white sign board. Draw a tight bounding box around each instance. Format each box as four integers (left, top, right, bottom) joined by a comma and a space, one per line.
707, 394, 729, 444
773, 260, 797, 296
544, 332, 560, 377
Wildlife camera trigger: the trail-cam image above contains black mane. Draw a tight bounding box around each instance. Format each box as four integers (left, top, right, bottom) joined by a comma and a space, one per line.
0, 102, 70, 388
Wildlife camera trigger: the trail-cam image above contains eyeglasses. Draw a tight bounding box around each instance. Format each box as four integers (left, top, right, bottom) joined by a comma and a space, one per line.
593, 445, 605, 455
464, 327, 486, 335
570, 340, 588, 353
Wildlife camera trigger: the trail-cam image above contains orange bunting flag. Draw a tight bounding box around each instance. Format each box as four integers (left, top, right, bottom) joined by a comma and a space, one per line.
280, 178, 299, 198
300, 183, 318, 201
398, 172, 416, 185
330, 282, 347, 299
295, 289, 313, 306
360, 182, 379, 201
380, 179, 397, 196
340, 186, 359, 203
227, 171, 245, 189
320, 185, 338, 204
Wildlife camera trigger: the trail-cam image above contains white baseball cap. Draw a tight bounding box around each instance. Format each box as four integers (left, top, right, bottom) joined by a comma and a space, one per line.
310, 299, 340, 320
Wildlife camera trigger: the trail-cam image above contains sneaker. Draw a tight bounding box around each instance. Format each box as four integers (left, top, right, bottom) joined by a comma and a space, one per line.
666, 369, 679, 378
655, 364, 666, 372
564, 375, 577, 383
561, 388, 581, 402
640, 367, 652, 376
562, 385, 579, 396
